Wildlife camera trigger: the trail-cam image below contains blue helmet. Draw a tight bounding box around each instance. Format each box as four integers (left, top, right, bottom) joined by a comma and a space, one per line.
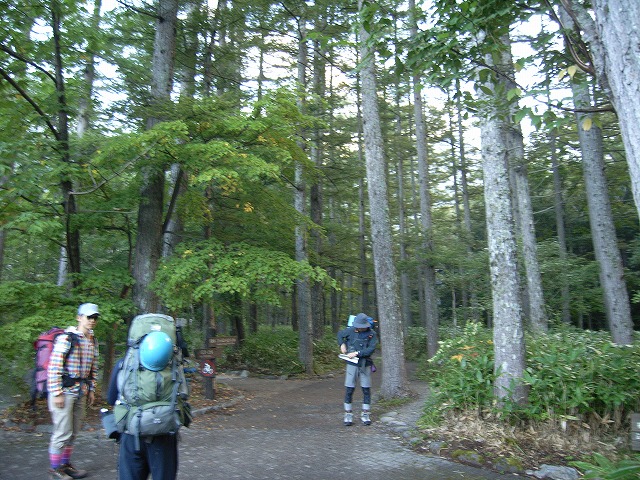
139, 331, 173, 371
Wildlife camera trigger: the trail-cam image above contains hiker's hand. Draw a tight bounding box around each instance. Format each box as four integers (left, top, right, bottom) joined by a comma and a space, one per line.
347, 352, 358, 358
340, 344, 347, 354
53, 394, 65, 408
87, 391, 95, 406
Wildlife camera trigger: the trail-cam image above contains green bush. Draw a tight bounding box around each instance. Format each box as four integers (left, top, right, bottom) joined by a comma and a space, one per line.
421, 322, 495, 423
420, 323, 640, 428
572, 453, 640, 480
230, 326, 342, 376
0, 280, 133, 391
524, 328, 640, 423
405, 326, 428, 361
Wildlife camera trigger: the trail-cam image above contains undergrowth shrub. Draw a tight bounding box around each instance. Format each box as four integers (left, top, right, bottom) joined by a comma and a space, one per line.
572, 453, 640, 480
405, 326, 428, 361
227, 326, 342, 376
420, 323, 640, 431
524, 329, 640, 428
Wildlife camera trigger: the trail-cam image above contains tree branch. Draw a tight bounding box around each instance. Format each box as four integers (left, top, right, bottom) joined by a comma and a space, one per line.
543, 0, 596, 76
70, 142, 159, 196
0, 44, 58, 83
0, 67, 59, 139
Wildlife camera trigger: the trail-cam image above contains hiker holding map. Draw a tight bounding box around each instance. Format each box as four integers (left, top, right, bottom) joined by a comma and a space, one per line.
337, 313, 378, 426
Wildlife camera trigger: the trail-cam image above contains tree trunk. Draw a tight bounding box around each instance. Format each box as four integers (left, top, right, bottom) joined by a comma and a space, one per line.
356, 85, 371, 314
455, 79, 480, 323
561, 6, 635, 345
51, 2, 81, 286
479, 36, 526, 405
76, 0, 101, 136
409, 0, 439, 357
550, 128, 572, 324
132, 0, 178, 313
161, 1, 200, 260
162, 164, 186, 258
574, 0, 640, 222
571, 78, 634, 345
396, 95, 412, 335
494, 34, 548, 332
310, 30, 326, 340
511, 145, 548, 332
294, 18, 313, 374
358, 0, 408, 399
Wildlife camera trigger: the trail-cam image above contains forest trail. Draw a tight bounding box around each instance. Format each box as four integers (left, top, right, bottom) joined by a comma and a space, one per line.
0, 363, 520, 480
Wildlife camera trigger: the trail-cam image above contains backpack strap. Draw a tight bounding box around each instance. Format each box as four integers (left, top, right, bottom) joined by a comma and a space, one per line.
62, 332, 78, 365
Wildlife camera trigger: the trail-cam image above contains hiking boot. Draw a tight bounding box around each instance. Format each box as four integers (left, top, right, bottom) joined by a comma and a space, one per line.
60, 464, 87, 479
48, 468, 73, 480
361, 410, 371, 425
343, 411, 353, 426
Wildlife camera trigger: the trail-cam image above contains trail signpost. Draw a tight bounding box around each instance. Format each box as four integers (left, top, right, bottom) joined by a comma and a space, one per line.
196, 336, 237, 400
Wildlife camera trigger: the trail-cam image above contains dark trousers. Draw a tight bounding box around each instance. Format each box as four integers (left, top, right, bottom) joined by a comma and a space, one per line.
118, 433, 178, 480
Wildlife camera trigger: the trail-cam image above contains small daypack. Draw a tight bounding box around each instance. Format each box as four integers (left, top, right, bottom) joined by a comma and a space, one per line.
30, 327, 78, 407
114, 314, 191, 446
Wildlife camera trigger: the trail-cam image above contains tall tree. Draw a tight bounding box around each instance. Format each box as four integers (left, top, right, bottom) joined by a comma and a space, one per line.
51, 0, 82, 286
479, 33, 527, 405
294, 10, 314, 373
567, 0, 640, 222
310, 13, 327, 339
559, 6, 634, 345
499, 34, 548, 332
409, 0, 439, 357
132, 0, 179, 313
454, 80, 481, 323
358, 0, 407, 399
571, 76, 634, 345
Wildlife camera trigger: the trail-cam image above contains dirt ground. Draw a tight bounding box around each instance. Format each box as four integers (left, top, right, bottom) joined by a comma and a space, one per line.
0, 370, 627, 475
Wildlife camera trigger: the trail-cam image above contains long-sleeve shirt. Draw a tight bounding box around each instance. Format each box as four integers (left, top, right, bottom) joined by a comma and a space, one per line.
47, 326, 98, 397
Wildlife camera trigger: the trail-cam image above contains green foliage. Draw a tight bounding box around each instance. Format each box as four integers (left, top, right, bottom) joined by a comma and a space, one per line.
405, 326, 428, 361
524, 329, 640, 420
233, 327, 302, 376
423, 323, 496, 421
419, 324, 640, 427
0, 280, 133, 390
313, 327, 346, 374
227, 326, 341, 376
571, 453, 640, 480
152, 240, 336, 312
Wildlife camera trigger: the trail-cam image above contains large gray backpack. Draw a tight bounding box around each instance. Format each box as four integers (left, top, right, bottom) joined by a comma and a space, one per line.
114, 314, 191, 445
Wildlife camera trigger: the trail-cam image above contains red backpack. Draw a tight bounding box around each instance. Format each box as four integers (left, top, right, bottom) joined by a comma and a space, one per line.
30, 327, 78, 407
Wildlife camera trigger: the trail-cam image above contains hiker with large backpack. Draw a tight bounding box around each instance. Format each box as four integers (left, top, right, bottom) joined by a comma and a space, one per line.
46, 303, 100, 480
109, 313, 191, 480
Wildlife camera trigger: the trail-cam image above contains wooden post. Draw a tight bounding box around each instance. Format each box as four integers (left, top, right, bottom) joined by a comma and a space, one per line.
200, 308, 216, 400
